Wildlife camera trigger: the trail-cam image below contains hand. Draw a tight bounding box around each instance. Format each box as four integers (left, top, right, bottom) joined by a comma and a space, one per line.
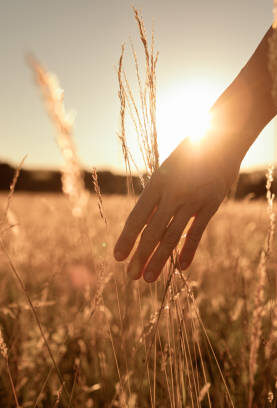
114, 135, 241, 283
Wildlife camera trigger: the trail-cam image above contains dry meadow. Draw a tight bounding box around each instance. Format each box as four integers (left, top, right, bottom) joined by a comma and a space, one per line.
1, 7, 277, 407
0, 193, 276, 407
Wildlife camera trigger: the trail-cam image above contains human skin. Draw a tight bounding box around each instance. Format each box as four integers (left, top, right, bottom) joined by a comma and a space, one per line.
114, 27, 277, 283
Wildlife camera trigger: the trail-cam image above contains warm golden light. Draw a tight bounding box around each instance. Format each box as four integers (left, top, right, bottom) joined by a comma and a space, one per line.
157, 82, 217, 161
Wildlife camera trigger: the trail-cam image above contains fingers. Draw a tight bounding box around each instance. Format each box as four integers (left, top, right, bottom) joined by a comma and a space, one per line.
127, 196, 175, 279
179, 207, 215, 270
143, 205, 193, 282
114, 176, 159, 261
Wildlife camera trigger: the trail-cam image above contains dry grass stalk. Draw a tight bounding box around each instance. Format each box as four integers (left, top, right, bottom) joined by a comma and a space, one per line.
189, 290, 234, 407
29, 56, 88, 218
0, 156, 26, 240
248, 166, 275, 408
0, 327, 8, 361
92, 167, 107, 227
266, 299, 277, 359
0, 327, 20, 408
268, 390, 274, 404
53, 381, 65, 408
4, 155, 26, 219
88, 263, 112, 320
33, 367, 53, 408
117, 8, 159, 182
117, 45, 142, 194
101, 294, 128, 408
133, 8, 159, 173
198, 382, 211, 403
137, 286, 155, 408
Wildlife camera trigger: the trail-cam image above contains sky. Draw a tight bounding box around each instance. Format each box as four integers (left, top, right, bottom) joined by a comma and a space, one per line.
1, 0, 275, 173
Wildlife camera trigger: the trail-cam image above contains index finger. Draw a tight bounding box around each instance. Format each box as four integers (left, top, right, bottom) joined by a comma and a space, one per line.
114, 177, 160, 261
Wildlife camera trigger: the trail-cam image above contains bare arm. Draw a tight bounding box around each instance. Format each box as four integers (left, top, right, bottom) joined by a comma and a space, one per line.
210, 27, 276, 163
114, 26, 277, 283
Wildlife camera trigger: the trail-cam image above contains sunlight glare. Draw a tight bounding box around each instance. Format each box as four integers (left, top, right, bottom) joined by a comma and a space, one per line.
157, 82, 218, 162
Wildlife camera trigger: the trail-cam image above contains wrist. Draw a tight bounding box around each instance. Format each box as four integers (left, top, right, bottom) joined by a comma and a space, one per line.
208, 27, 276, 169
208, 75, 259, 165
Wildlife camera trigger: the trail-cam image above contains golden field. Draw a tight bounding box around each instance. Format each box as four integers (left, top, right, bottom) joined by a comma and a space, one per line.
0, 193, 276, 407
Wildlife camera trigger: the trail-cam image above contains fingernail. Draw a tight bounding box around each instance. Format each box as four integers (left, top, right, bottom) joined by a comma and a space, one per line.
144, 270, 155, 282
114, 250, 124, 261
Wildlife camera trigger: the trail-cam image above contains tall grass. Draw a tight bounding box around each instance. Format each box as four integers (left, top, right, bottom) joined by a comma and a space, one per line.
29, 56, 88, 219
0, 193, 275, 407
118, 7, 159, 185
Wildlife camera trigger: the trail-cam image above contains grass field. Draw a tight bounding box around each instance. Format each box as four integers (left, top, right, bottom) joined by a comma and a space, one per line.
0, 193, 276, 407
2, 6, 276, 407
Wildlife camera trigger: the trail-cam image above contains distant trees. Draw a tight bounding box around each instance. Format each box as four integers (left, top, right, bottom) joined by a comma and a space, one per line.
0, 161, 276, 198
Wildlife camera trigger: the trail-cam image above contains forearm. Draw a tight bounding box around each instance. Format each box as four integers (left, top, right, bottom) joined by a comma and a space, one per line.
209, 26, 277, 166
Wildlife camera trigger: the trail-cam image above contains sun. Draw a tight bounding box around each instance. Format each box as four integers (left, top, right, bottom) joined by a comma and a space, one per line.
156, 82, 218, 162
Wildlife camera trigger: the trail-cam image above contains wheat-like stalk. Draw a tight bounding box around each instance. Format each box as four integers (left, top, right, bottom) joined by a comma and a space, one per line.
248, 166, 275, 407
0, 156, 26, 240
117, 8, 159, 181
53, 381, 65, 408
29, 56, 88, 218
92, 168, 107, 227
0, 327, 8, 361
0, 327, 20, 408
4, 155, 26, 219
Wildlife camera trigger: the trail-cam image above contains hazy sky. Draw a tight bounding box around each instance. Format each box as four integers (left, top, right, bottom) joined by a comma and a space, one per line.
1, 0, 275, 172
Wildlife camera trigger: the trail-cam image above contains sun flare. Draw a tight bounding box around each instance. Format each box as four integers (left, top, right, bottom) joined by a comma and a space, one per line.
157, 82, 218, 162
